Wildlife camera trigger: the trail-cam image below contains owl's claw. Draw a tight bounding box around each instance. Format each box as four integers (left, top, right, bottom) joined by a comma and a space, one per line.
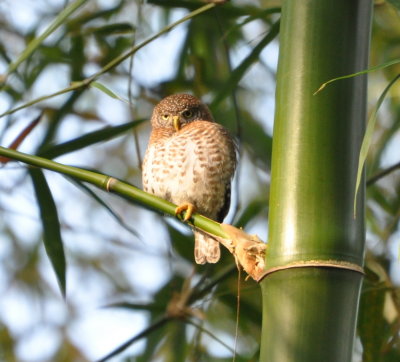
175, 203, 196, 222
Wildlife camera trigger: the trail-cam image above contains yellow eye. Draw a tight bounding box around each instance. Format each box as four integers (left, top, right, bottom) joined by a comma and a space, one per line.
182, 110, 193, 118
162, 114, 169, 120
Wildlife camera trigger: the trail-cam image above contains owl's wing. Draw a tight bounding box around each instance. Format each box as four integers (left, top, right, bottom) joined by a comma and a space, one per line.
216, 128, 237, 223
216, 183, 231, 223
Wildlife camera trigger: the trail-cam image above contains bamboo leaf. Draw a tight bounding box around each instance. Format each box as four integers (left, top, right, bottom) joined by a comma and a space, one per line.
354, 74, 400, 217
358, 265, 390, 362
241, 114, 273, 168
0, 112, 43, 163
102, 302, 164, 313
212, 20, 280, 107
83, 23, 135, 36
67, 0, 124, 27
314, 58, 400, 95
40, 119, 145, 158
91, 81, 130, 103
358, 286, 387, 361
29, 168, 66, 297
222, 7, 281, 38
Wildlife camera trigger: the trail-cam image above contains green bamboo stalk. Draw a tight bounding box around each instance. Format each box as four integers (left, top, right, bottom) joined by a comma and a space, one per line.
0, 146, 228, 240
260, 0, 372, 361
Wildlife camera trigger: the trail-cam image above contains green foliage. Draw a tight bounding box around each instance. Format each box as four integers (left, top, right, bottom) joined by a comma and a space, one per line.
3, 0, 89, 79
0, 0, 399, 361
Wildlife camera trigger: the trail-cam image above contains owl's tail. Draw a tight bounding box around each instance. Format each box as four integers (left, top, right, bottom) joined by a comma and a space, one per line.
194, 231, 221, 264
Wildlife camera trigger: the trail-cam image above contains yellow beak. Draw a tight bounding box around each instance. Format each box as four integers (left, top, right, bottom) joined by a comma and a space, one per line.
172, 116, 180, 131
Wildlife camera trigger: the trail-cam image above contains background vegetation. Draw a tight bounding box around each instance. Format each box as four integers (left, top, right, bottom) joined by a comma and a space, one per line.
0, 0, 399, 361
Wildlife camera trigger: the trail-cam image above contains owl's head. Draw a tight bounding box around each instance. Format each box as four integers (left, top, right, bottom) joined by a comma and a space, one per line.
151, 94, 214, 131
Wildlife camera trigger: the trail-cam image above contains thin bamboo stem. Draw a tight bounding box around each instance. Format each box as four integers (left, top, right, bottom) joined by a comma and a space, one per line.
0, 146, 229, 239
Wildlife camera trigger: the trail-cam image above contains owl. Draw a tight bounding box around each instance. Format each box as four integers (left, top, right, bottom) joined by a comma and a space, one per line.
142, 94, 236, 264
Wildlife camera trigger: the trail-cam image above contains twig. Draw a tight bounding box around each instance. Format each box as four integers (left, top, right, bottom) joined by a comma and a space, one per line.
366, 161, 400, 186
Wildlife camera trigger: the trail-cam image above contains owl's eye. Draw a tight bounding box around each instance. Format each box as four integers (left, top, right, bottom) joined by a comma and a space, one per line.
162, 114, 169, 120
182, 110, 193, 118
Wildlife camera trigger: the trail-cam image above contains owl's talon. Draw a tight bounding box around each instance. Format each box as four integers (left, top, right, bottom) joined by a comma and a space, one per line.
175, 203, 196, 222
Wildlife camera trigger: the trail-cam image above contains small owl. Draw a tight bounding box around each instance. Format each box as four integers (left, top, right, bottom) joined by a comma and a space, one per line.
142, 94, 236, 264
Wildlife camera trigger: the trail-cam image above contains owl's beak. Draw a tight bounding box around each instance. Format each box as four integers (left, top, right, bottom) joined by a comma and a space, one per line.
172, 116, 181, 131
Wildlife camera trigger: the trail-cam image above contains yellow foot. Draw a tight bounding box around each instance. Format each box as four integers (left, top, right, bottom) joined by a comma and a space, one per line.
175, 203, 196, 222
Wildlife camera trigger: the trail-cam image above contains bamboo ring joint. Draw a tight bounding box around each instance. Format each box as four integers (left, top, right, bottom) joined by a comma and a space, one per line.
258, 259, 364, 282
105, 177, 117, 192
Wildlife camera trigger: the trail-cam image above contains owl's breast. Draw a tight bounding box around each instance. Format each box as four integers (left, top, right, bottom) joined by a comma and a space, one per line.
142, 121, 236, 218
143, 133, 197, 199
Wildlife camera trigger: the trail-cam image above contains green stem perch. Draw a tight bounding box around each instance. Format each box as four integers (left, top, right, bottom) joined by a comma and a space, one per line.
0, 146, 228, 239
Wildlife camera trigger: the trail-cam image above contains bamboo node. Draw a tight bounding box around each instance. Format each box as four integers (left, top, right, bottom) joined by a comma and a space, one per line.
258, 259, 364, 282
105, 177, 118, 192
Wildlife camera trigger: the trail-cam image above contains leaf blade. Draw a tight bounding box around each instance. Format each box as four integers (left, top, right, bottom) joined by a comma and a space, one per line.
212, 20, 280, 108
40, 119, 145, 159
314, 58, 400, 95
354, 74, 400, 216
29, 168, 66, 297
91, 81, 129, 103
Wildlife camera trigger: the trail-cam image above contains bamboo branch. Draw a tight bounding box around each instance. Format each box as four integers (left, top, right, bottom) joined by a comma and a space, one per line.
0, 146, 266, 280
0, 146, 228, 239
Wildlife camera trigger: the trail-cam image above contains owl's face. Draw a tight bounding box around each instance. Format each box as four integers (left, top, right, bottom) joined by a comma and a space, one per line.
151, 94, 214, 131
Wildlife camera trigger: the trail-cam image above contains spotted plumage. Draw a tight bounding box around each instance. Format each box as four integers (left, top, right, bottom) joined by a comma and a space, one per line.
142, 94, 236, 264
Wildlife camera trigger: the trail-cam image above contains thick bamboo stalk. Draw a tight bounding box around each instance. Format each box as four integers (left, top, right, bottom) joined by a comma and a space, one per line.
260, 0, 372, 361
